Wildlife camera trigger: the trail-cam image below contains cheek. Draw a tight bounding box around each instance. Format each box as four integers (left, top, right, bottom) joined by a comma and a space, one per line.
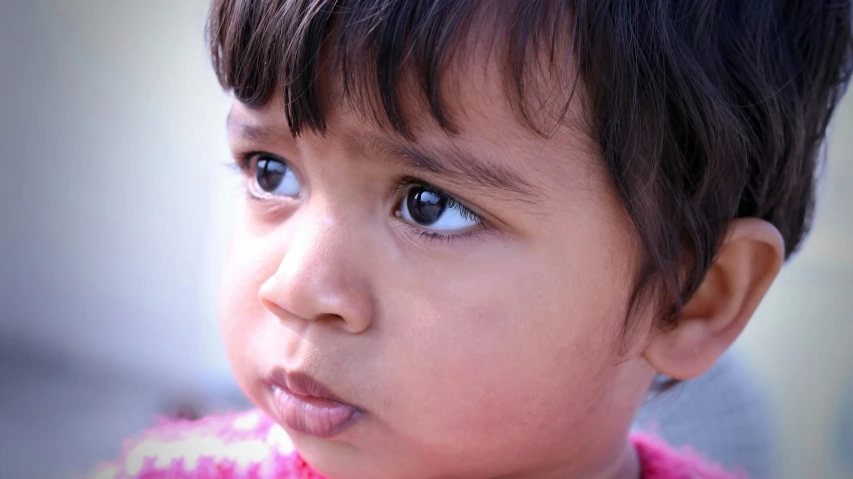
375, 233, 634, 456
217, 209, 282, 391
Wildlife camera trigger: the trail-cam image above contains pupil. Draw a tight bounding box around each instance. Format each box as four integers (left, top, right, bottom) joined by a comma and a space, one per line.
407, 188, 446, 225
256, 158, 286, 192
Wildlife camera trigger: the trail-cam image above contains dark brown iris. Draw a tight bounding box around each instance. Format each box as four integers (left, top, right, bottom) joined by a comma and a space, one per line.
407, 187, 446, 225
256, 157, 287, 192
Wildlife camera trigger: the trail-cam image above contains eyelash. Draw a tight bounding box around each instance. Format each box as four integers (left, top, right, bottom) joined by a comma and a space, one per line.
393, 177, 486, 243
230, 151, 289, 202
232, 150, 260, 175
229, 151, 489, 242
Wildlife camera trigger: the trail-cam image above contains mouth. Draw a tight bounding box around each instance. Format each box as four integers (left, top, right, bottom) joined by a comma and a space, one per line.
266, 368, 360, 438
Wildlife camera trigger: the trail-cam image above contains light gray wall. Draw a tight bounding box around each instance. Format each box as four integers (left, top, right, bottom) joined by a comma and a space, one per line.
738, 93, 853, 479
0, 0, 235, 388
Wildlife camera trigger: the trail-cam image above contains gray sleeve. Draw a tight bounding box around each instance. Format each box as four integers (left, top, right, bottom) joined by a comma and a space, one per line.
633, 350, 777, 478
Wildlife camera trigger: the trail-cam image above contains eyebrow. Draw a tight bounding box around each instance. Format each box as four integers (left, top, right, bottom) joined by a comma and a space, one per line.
365, 137, 543, 205
227, 110, 294, 145
227, 110, 543, 204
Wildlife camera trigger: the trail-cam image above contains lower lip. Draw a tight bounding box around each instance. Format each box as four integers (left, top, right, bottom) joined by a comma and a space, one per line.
271, 385, 358, 438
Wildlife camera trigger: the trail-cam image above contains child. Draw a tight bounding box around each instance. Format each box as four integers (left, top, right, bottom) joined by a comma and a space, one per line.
90, 0, 852, 477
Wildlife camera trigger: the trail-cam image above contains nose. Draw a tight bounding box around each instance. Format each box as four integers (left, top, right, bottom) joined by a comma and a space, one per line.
258, 212, 374, 334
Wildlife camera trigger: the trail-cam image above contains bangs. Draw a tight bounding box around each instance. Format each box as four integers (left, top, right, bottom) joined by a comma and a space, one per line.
206, 0, 580, 138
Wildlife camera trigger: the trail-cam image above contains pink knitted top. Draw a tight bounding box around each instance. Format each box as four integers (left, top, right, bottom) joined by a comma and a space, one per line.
87, 410, 746, 479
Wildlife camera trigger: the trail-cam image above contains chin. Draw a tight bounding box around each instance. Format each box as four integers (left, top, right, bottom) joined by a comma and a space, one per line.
297, 442, 378, 479
294, 437, 422, 479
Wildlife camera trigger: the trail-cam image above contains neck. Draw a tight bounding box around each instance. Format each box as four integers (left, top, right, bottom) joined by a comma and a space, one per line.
599, 440, 640, 479
510, 438, 640, 479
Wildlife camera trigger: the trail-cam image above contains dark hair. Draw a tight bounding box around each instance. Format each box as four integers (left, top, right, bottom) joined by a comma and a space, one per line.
207, 0, 853, 330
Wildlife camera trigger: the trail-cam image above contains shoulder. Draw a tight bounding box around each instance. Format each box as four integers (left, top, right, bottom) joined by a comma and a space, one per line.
631, 433, 749, 479
85, 409, 322, 479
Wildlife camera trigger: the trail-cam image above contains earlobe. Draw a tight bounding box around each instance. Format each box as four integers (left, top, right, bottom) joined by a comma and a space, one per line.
643, 218, 785, 380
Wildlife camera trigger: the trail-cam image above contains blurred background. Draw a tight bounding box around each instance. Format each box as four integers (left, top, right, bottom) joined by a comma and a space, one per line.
0, 1, 851, 478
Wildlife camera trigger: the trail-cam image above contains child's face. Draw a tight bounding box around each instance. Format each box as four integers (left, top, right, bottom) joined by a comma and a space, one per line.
220, 61, 657, 479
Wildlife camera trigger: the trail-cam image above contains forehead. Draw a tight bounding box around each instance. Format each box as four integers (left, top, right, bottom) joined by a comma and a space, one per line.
232, 41, 594, 157
329, 18, 592, 143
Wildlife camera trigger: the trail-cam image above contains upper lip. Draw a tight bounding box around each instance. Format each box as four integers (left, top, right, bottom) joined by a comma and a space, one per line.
267, 367, 359, 409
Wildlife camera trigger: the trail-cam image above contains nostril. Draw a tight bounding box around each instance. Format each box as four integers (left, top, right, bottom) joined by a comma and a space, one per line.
258, 295, 293, 320
316, 313, 347, 324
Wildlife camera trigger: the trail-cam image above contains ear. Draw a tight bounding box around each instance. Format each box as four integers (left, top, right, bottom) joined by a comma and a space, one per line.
643, 218, 785, 380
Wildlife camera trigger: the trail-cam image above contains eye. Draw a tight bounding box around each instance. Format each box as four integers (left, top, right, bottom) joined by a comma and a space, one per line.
249, 154, 300, 197
398, 184, 481, 232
